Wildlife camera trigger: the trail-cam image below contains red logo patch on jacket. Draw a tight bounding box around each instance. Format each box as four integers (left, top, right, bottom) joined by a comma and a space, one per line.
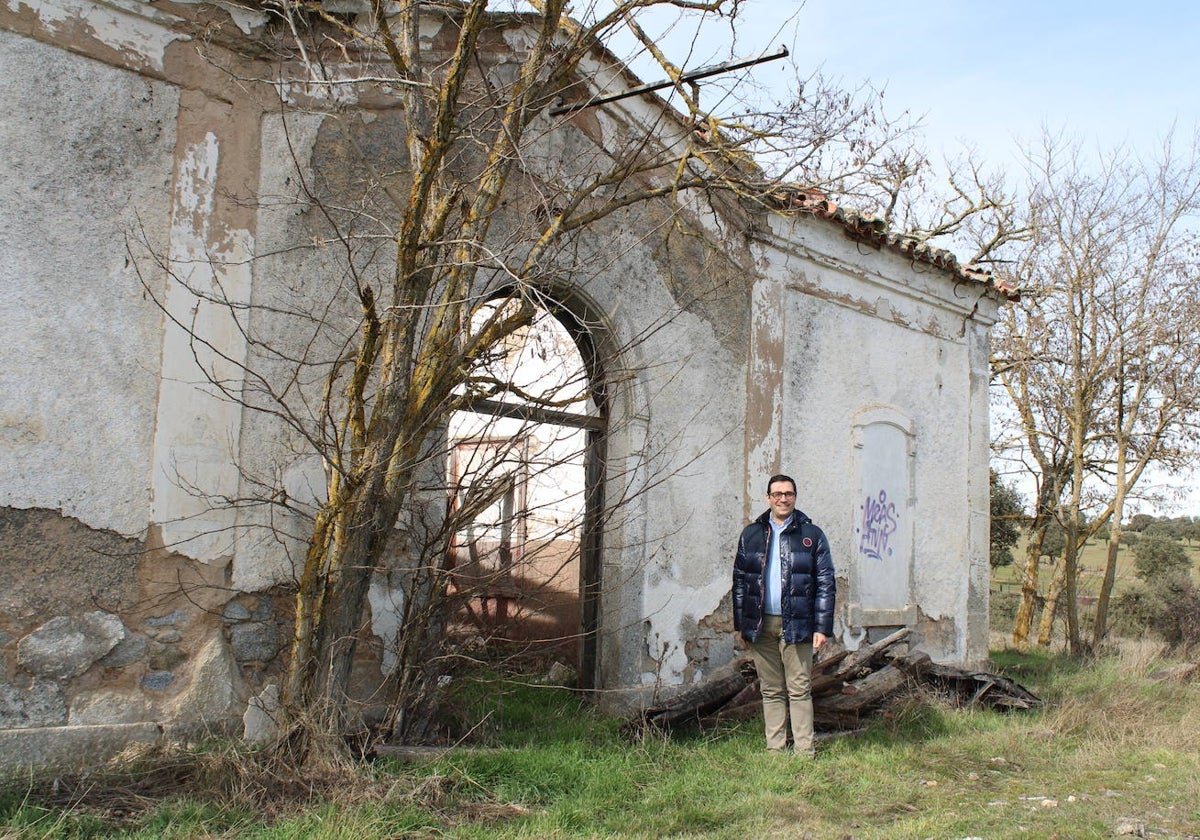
802, 537, 813, 548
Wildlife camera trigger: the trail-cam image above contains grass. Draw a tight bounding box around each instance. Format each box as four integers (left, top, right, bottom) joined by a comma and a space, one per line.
2, 646, 1199, 839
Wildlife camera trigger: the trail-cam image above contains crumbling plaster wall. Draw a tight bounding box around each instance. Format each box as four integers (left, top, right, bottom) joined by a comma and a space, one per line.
561, 218, 751, 698
0, 0, 759, 727
0, 0, 1003, 753
748, 213, 1001, 665
0, 28, 175, 536
0, 2, 283, 763
222, 64, 762, 703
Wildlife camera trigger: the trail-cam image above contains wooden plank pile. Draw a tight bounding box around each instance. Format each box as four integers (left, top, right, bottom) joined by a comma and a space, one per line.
626, 628, 1042, 736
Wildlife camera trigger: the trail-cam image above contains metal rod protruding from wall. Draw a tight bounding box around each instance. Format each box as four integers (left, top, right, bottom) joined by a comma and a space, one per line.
549, 46, 790, 117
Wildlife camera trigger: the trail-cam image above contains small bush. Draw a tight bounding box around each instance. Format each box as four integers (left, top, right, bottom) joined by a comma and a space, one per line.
1112, 578, 1200, 653
1132, 535, 1192, 583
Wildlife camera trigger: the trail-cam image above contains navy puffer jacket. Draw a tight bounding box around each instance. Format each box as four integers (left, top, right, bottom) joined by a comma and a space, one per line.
733, 508, 836, 644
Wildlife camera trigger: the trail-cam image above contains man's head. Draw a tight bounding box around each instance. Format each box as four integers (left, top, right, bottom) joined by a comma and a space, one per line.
766, 474, 797, 522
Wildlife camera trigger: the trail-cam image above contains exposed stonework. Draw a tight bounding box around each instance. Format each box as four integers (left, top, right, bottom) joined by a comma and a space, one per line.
17, 612, 126, 681
166, 635, 239, 725
0, 506, 250, 750
0, 680, 67, 729
100, 633, 150, 669
242, 683, 281, 745
229, 622, 281, 664
0, 723, 165, 777
70, 689, 153, 726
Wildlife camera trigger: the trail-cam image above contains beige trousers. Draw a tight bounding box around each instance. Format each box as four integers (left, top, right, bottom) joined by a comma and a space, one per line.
748, 615, 815, 753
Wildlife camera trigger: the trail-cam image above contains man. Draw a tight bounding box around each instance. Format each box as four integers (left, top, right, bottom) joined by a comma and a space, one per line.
732, 473, 836, 755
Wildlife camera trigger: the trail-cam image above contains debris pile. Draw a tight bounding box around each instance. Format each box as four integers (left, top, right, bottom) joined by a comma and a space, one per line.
627, 628, 1042, 735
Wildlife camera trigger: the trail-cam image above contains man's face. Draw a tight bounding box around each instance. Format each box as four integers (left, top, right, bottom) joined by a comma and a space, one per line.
767, 480, 797, 521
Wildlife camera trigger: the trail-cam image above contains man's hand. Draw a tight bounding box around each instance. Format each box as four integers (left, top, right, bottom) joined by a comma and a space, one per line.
813, 632, 828, 650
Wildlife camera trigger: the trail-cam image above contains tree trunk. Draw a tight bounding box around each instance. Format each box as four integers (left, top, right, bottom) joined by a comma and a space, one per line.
1062, 525, 1082, 655
1092, 533, 1120, 646
1036, 556, 1067, 646
1012, 526, 1048, 648
1094, 440, 1130, 647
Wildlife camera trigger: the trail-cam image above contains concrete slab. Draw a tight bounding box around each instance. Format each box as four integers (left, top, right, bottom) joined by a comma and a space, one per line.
0, 723, 164, 778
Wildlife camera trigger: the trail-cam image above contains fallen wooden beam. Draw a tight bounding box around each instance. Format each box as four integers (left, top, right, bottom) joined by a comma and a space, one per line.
890, 651, 1042, 711
626, 658, 755, 734
625, 628, 1041, 737
833, 627, 911, 680
817, 665, 908, 718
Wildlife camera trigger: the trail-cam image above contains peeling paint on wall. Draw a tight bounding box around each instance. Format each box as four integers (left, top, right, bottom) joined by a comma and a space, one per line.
7, 0, 188, 73
153, 109, 255, 563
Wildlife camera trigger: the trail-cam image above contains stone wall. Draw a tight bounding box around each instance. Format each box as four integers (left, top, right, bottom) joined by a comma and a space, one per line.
0, 509, 293, 761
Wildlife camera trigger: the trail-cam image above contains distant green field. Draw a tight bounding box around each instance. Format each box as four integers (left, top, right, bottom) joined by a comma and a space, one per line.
991, 536, 1200, 598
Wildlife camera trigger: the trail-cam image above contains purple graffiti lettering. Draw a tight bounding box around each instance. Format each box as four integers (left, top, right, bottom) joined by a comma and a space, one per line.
858, 489, 898, 561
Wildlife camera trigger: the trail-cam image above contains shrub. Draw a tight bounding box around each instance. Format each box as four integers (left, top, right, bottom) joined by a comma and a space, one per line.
1132, 536, 1192, 583
1112, 578, 1200, 653
989, 471, 1024, 568
1159, 579, 1200, 652
990, 590, 1021, 630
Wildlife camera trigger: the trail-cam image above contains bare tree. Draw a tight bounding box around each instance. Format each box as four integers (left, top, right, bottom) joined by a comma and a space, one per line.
990, 129, 1200, 653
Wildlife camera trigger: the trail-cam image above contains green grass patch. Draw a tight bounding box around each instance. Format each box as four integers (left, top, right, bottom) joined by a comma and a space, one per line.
4, 649, 1198, 839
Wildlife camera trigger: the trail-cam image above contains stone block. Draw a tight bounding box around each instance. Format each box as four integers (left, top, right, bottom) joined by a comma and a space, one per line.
69, 689, 152, 725
251, 598, 274, 622
242, 683, 280, 744
17, 612, 126, 680
0, 680, 67, 728
0, 724, 164, 777
222, 601, 252, 623
99, 633, 148, 669
167, 635, 238, 725
147, 640, 187, 671
146, 610, 188, 628
230, 622, 279, 663
141, 671, 174, 692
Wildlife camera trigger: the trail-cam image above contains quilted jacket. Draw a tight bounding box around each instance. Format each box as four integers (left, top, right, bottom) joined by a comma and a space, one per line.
732, 508, 836, 644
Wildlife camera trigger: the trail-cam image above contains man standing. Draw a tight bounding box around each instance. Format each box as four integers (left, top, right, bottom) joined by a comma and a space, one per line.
732, 474, 836, 755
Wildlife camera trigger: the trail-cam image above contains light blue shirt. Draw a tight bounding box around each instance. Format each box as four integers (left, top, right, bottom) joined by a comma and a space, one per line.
763, 514, 792, 615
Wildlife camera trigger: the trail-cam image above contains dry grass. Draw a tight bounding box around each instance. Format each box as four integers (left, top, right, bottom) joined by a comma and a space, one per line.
1, 739, 436, 832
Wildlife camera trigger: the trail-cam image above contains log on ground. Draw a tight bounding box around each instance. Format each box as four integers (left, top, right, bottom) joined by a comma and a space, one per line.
626, 631, 1041, 736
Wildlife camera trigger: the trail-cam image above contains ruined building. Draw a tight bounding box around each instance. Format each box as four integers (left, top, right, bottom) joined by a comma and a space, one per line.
0, 1, 1012, 771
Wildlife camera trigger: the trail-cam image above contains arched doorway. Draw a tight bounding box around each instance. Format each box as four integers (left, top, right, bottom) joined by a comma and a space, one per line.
446, 292, 606, 687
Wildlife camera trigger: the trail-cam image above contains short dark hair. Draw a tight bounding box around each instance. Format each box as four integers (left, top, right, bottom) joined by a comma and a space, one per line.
766, 474, 796, 495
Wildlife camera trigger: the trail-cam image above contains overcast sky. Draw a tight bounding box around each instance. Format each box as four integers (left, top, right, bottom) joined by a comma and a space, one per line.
608, 1, 1200, 513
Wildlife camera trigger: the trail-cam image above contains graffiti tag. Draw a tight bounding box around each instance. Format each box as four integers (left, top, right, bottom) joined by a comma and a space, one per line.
857, 489, 898, 561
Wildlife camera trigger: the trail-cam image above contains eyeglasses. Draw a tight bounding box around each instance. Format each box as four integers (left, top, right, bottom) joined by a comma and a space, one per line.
768, 491, 796, 500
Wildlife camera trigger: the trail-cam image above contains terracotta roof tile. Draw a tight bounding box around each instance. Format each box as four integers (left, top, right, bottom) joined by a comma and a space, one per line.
761, 185, 1018, 301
